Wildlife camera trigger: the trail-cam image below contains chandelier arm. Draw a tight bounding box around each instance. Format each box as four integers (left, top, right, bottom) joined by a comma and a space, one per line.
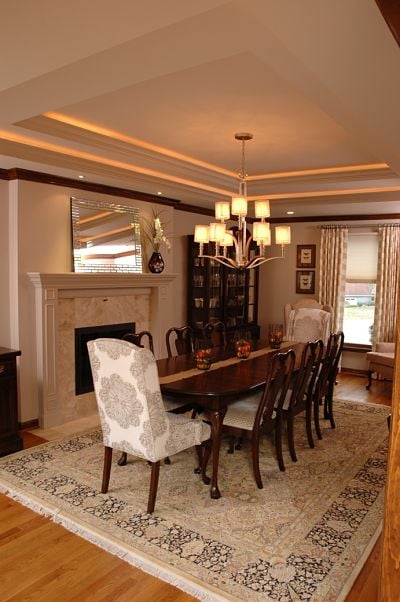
198, 254, 240, 269
245, 254, 285, 269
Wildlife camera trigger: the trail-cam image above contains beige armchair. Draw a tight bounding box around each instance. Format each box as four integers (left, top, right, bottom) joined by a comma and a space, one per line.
366, 342, 395, 389
284, 299, 333, 344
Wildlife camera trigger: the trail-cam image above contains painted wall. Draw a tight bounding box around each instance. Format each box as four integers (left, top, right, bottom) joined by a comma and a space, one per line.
2, 177, 383, 423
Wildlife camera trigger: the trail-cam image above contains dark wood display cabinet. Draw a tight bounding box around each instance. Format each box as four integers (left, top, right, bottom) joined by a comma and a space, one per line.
187, 235, 260, 342
0, 347, 23, 456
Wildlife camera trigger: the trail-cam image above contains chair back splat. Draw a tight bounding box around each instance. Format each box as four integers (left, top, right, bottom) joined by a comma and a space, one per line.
122, 330, 154, 353
201, 321, 227, 348
87, 338, 210, 513
166, 326, 194, 357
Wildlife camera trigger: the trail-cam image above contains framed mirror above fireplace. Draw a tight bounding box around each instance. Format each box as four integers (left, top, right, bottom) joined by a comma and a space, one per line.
71, 197, 143, 273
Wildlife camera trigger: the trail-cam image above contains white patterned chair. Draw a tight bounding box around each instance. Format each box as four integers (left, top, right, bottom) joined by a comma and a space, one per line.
285, 301, 332, 345
87, 338, 210, 514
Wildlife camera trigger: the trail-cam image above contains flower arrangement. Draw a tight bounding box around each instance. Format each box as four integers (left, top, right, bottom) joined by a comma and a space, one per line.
141, 210, 171, 253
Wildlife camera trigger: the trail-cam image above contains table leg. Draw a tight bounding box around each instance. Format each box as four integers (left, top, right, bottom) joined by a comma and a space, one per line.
209, 407, 227, 499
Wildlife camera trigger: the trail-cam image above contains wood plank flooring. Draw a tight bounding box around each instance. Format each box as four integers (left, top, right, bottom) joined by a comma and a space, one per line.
0, 372, 392, 601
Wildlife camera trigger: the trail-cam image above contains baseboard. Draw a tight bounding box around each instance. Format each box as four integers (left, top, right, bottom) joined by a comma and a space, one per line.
341, 367, 368, 376
19, 419, 39, 430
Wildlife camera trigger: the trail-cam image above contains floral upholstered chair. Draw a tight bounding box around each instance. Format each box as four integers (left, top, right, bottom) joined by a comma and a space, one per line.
87, 338, 210, 513
285, 304, 332, 345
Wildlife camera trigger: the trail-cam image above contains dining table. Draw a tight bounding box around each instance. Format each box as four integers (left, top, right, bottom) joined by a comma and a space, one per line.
158, 339, 301, 499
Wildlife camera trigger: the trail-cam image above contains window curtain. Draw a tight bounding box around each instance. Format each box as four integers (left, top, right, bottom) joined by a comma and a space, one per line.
373, 224, 400, 346
319, 225, 348, 333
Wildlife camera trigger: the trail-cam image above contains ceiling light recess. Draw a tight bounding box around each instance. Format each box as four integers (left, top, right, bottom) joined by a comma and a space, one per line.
194, 133, 291, 269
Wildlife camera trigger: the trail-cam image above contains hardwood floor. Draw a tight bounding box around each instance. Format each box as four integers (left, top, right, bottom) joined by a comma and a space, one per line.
0, 373, 392, 601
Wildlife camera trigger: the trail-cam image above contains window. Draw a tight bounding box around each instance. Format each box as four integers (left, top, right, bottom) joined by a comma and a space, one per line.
343, 232, 378, 345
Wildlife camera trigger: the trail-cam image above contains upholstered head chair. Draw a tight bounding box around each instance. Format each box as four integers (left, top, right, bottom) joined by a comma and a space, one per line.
284, 299, 333, 344
87, 338, 210, 513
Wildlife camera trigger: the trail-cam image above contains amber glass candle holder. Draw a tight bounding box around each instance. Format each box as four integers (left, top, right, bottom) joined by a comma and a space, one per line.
269, 324, 283, 349
236, 339, 251, 359
195, 348, 212, 370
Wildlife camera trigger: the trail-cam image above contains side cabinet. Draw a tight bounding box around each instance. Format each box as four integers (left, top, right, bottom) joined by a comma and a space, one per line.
0, 347, 23, 456
187, 235, 260, 342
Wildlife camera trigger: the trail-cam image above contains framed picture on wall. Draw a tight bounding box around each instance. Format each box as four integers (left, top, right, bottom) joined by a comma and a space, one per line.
297, 244, 316, 268
296, 270, 315, 294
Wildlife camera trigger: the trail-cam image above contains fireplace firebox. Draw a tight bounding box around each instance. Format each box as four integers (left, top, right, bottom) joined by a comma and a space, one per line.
75, 322, 135, 395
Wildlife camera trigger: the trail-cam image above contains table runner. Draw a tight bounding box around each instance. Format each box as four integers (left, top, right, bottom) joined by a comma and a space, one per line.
158, 343, 295, 385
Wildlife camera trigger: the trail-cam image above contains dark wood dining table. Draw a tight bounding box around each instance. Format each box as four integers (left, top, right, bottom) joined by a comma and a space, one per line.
157, 339, 301, 499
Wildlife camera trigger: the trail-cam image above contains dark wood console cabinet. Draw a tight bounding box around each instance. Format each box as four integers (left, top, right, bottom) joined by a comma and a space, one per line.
0, 347, 23, 456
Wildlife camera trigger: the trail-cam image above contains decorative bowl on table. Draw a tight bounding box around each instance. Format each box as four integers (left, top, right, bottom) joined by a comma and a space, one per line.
195, 348, 212, 370
236, 339, 251, 359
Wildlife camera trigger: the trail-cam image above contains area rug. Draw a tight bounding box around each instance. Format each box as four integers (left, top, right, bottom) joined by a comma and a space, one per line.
0, 400, 390, 601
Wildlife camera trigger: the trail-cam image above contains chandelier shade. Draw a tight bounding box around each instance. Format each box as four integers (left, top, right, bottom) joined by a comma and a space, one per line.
194, 133, 291, 269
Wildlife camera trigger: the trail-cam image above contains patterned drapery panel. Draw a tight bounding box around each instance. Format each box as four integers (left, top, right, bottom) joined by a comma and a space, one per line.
319, 226, 348, 333
373, 225, 400, 346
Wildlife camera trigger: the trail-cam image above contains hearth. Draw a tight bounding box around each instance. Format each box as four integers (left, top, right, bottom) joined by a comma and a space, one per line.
75, 322, 135, 395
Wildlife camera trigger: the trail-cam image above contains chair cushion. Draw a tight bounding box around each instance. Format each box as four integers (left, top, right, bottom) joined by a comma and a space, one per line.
223, 392, 263, 430
366, 351, 395, 368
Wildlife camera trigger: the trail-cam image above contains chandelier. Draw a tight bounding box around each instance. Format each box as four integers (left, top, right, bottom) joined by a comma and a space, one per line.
194, 133, 291, 269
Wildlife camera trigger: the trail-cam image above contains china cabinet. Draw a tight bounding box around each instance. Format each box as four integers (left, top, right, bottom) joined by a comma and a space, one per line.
187, 236, 259, 342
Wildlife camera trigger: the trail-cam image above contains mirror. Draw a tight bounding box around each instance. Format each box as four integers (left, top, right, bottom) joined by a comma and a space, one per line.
71, 197, 142, 273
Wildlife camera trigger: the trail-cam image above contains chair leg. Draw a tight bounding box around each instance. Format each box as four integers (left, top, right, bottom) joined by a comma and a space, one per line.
286, 411, 297, 462
325, 395, 335, 429
227, 436, 235, 454
314, 396, 323, 440
251, 432, 263, 489
147, 461, 160, 514
117, 452, 127, 466
200, 440, 211, 485
366, 370, 373, 389
275, 414, 285, 472
101, 446, 113, 493
305, 400, 315, 449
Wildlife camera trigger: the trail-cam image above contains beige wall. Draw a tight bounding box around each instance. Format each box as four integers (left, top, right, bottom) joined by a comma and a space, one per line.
2, 177, 379, 423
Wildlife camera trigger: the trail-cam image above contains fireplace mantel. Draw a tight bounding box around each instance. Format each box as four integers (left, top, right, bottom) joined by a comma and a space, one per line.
28, 272, 177, 427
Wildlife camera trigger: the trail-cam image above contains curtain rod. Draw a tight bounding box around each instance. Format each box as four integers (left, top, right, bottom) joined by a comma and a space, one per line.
320, 223, 400, 229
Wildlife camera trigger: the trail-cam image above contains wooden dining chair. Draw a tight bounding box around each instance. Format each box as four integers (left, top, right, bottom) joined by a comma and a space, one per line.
313, 332, 341, 440
281, 339, 324, 462
166, 325, 194, 357
323, 330, 345, 429
212, 349, 296, 488
87, 338, 210, 513
122, 330, 154, 353
202, 321, 226, 348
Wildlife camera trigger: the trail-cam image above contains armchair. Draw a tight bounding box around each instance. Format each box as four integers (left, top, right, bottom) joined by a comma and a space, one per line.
366, 342, 395, 389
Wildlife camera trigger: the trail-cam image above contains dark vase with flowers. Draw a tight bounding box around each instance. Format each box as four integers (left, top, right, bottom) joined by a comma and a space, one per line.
148, 251, 165, 274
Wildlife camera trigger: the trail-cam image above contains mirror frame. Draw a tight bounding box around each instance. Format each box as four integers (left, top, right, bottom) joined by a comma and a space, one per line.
70, 197, 142, 273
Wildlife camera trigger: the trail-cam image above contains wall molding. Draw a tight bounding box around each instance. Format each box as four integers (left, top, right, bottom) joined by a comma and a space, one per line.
2, 167, 400, 223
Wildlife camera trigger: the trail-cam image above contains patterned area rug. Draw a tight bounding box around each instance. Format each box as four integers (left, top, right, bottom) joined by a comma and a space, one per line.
0, 400, 390, 601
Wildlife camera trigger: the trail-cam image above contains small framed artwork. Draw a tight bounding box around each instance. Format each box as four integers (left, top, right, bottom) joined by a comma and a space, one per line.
296, 270, 315, 294
297, 244, 316, 268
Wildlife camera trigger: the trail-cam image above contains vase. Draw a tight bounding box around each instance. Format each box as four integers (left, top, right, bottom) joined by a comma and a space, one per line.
148, 251, 164, 274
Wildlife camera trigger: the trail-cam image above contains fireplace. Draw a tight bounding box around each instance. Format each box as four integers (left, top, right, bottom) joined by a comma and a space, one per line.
75, 322, 135, 395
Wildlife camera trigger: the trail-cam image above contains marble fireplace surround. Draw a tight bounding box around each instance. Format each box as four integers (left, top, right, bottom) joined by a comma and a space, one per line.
28, 273, 177, 428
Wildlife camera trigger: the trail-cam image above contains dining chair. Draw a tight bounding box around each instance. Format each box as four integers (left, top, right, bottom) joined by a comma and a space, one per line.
215, 349, 296, 488
284, 300, 332, 345
87, 338, 210, 514
313, 332, 341, 440
122, 330, 154, 353
323, 330, 345, 429
201, 321, 227, 348
281, 339, 324, 462
166, 325, 195, 357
